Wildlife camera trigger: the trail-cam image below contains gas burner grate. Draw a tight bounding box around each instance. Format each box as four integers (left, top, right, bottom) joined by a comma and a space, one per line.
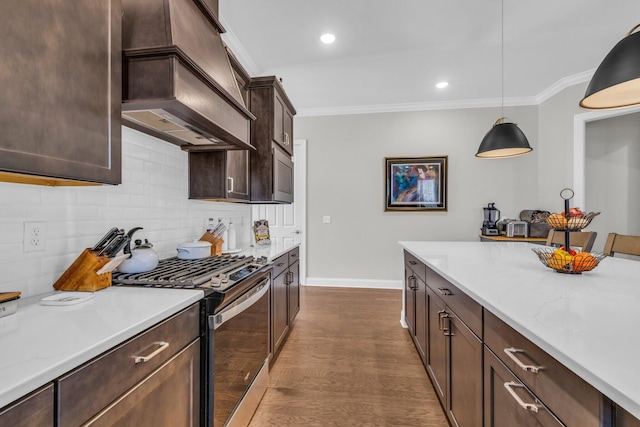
112, 254, 254, 288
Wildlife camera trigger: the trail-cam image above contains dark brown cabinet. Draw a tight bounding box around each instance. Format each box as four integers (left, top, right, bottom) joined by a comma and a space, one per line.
424, 276, 483, 427
0, 384, 53, 427
188, 46, 251, 202
404, 252, 427, 363
57, 304, 200, 426
270, 247, 300, 366
0, 0, 121, 186
403, 249, 640, 426
249, 76, 297, 203
426, 285, 447, 402
484, 347, 562, 427
189, 150, 250, 201
484, 309, 601, 427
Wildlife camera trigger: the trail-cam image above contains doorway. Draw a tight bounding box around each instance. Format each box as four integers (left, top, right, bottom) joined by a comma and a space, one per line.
252, 139, 307, 284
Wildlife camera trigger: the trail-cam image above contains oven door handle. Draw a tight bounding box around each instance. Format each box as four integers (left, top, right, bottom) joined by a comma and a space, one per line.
209, 277, 270, 330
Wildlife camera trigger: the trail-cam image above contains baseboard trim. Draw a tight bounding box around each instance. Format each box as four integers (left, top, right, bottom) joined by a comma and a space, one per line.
304, 277, 403, 290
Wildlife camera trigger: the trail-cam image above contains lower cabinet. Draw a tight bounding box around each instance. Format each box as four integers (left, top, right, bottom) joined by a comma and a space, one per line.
484, 347, 562, 426
57, 303, 200, 427
403, 249, 640, 426
404, 252, 427, 363
0, 384, 53, 427
83, 341, 200, 426
270, 247, 300, 367
424, 276, 482, 427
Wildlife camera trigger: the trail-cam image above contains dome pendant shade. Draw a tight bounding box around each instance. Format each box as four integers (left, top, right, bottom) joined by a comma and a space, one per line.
580, 25, 640, 110
475, 119, 533, 158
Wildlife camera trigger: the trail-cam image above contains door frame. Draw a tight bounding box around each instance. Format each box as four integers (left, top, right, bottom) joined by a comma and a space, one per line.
294, 139, 307, 285
573, 105, 640, 209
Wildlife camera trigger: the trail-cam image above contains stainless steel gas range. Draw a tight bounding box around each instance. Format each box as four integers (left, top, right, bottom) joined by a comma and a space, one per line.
112, 254, 271, 427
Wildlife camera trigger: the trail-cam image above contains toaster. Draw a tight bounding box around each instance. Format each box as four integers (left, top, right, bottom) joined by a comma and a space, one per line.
506, 221, 529, 238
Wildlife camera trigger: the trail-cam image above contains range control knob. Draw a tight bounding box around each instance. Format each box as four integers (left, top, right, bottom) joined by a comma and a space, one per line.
219, 274, 229, 284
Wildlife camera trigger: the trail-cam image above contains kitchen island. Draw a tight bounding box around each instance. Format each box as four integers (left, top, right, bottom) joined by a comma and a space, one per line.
401, 241, 640, 426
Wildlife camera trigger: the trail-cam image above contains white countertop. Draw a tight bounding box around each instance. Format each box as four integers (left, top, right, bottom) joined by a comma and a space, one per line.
234, 238, 300, 262
400, 241, 640, 419
0, 286, 203, 409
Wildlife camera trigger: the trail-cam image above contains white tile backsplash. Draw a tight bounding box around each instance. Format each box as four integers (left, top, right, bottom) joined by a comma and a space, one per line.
0, 127, 251, 298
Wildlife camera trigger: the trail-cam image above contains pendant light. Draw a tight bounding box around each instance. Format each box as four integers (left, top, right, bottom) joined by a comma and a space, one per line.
476, 0, 532, 159
580, 23, 640, 110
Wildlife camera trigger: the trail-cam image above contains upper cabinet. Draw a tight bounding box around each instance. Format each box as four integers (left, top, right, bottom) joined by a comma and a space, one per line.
250, 77, 296, 156
249, 77, 297, 203
0, 1, 122, 186
121, 0, 255, 151
188, 46, 251, 202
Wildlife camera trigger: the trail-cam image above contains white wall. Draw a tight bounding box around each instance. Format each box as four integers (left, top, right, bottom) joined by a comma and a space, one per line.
536, 82, 588, 210
585, 112, 640, 252
296, 106, 538, 285
0, 127, 251, 298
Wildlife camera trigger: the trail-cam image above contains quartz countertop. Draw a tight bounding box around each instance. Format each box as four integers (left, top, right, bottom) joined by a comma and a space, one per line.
0, 286, 203, 409
400, 241, 640, 419
233, 238, 300, 262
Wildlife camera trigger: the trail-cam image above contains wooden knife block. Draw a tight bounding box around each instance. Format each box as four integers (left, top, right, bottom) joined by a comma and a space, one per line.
53, 248, 112, 292
199, 232, 223, 256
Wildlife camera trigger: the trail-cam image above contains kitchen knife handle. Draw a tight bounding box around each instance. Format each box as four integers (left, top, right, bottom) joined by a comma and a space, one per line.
134, 342, 169, 364
91, 227, 119, 252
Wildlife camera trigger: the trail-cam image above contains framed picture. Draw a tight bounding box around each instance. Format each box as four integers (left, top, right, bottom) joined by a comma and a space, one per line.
385, 156, 448, 211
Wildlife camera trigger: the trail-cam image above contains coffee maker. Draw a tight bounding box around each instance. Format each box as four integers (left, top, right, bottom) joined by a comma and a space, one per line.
482, 203, 500, 235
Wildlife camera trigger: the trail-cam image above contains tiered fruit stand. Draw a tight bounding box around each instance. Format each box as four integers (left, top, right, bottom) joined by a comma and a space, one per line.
532, 188, 605, 274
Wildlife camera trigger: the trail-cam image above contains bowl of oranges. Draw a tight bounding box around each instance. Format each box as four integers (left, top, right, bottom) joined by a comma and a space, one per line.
531, 246, 606, 274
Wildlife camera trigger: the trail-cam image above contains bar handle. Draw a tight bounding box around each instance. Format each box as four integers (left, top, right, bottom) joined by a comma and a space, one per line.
227, 177, 234, 193
134, 341, 169, 364
503, 381, 543, 414
504, 348, 543, 373
437, 287, 452, 296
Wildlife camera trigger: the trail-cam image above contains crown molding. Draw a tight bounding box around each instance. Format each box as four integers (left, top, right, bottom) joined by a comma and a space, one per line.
296, 96, 539, 117
535, 69, 595, 104
219, 16, 261, 77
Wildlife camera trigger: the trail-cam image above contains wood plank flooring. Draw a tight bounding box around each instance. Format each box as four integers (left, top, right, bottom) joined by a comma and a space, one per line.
248, 286, 449, 427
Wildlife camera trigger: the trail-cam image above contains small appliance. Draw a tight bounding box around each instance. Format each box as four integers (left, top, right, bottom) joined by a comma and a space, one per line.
506, 221, 529, 238
482, 203, 501, 235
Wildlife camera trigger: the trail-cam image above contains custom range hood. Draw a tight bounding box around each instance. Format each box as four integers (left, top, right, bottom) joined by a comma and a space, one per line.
121, 0, 255, 150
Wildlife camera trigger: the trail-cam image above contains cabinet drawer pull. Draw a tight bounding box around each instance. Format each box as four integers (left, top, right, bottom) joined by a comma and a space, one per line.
277, 262, 286, 267
503, 381, 543, 413
408, 276, 417, 290
134, 341, 169, 364
227, 177, 234, 193
504, 348, 543, 373
437, 287, 452, 296
438, 310, 449, 331
408, 260, 417, 265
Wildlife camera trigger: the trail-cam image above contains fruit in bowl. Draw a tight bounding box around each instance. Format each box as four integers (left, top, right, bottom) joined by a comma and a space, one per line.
561, 207, 584, 218
531, 247, 606, 274
548, 248, 573, 269
546, 213, 568, 228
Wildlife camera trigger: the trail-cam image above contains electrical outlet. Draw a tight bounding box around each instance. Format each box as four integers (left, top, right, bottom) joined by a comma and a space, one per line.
323, 216, 332, 224
24, 222, 46, 252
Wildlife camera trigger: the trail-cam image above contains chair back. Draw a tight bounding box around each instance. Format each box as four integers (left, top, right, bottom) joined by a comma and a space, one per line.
603, 233, 640, 257
545, 230, 597, 252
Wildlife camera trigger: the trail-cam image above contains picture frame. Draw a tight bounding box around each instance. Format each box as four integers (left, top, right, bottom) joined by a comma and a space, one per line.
385, 156, 448, 211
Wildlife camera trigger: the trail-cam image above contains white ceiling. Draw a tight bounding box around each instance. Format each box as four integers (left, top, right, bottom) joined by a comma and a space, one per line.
219, 0, 640, 116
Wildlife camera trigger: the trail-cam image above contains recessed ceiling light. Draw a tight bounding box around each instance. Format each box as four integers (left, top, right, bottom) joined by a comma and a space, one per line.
320, 33, 336, 44
436, 81, 449, 89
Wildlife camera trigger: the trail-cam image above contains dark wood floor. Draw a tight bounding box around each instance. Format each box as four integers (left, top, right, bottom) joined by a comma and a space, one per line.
249, 286, 448, 427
